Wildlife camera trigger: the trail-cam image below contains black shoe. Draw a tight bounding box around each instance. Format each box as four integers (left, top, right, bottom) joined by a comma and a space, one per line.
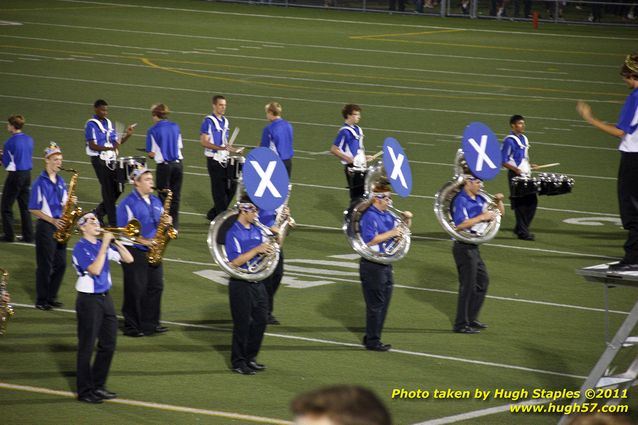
366, 343, 391, 352
154, 325, 169, 333
247, 361, 266, 371
231, 365, 256, 375
517, 234, 535, 241
77, 392, 104, 404
608, 262, 638, 272
469, 320, 488, 329
93, 388, 117, 400
454, 326, 480, 334
267, 316, 280, 325
123, 329, 144, 337
35, 304, 52, 311
49, 301, 64, 308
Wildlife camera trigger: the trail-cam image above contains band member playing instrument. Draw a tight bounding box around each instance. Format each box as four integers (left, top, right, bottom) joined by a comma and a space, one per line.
451, 176, 504, 333
146, 103, 183, 229
2, 114, 34, 243
85, 99, 135, 226
72, 212, 133, 404
116, 168, 170, 337
225, 197, 274, 375
330, 104, 373, 203
359, 183, 412, 351
28, 143, 72, 310
200, 95, 242, 221
577, 54, 638, 272
260, 102, 294, 177
501, 115, 538, 241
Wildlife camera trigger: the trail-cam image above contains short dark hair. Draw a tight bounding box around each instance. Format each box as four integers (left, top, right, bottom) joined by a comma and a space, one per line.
212, 95, 226, 105
8, 114, 25, 130
290, 385, 391, 425
342, 104, 362, 120
151, 103, 170, 119
510, 114, 525, 126
94, 99, 108, 108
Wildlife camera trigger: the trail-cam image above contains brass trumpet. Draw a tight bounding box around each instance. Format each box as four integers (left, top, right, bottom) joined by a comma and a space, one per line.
99, 219, 142, 240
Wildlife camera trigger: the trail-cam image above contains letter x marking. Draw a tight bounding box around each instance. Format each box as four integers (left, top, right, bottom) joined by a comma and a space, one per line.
387, 146, 407, 189
468, 135, 496, 172
250, 160, 282, 198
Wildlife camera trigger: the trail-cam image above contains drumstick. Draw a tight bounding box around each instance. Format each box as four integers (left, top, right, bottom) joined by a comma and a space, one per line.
369, 151, 383, 161
534, 163, 560, 170
227, 127, 240, 147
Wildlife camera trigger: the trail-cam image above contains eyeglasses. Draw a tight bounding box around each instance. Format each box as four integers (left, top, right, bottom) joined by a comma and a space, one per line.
239, 204, 257, 213
78, 215, 98, 226
374, 192, 391, 200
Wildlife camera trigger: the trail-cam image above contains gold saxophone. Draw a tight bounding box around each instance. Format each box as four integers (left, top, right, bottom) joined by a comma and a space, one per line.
0, 268, 15, 336
53, 168, 82, 244
147, 189, 178, 266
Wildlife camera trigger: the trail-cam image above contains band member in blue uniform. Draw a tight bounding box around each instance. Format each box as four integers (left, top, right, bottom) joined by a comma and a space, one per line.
28, 143, 72, 310
85, 99, 135, 226
577, 54, 638, 272
330, 104, 373, 203
72, 212, 133, 404
451, 176, 504, 334
501, 115, 538, 241
260, 102, 294, 177
225, 197, 274, 375
200, 95, 242, 221
116, 168, 170, 337
359, 183, 412, 351
146, 103, 183, 229
1, 114, 34, 243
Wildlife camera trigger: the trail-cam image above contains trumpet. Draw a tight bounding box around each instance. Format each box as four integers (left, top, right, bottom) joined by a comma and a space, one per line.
98, 219, 141, 241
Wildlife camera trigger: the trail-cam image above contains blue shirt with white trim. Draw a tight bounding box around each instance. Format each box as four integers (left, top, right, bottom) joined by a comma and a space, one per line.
501, 132, 529, 169
452, 190, 487, 227
225, 220, 264, 270
72, 238, 121, 294
2, 132, 33, 171
617, 88, 638, 152
28, 171, 67, 219
260, 118, 294, 160
116, 189, 163, 251
332, 123, 364, 165
85, 115, 117, 156
146, 120, 183, 164
200, 114, 229, 158
360, 204, 396, 254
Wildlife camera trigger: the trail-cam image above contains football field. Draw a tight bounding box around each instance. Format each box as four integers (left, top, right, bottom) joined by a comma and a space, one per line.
1, 1, 637, 423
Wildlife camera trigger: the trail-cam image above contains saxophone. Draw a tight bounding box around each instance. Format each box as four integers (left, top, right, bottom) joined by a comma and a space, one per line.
147, 189, 178, 266
53, 168, 82, 244
0, 268, 15, 336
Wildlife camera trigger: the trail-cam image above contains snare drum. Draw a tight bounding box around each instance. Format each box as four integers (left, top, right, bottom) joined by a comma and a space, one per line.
510, 176, 540, 198
538, 173, 575, 196
115, 156, 146, 184
228, 155, 245, 181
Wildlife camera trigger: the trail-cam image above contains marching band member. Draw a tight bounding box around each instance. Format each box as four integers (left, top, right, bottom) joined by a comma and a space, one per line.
260, 102, 294, 177
85, 99, 135, 226
200, 95, 242, 221
146, 103, 183, 229
1, 114, 34, 243
577, 53, 638, 272
72, 212, 133, 404
451, 176, 504, 334
501, 115, 538, 241
28, 143, 71, 310
359, 183, 412, 351
225, 196, 273, 375
330, 104, 373, 203
116, 168, 170, 337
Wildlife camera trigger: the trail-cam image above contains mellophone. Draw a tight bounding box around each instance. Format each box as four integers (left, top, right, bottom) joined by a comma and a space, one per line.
510, 173, 575, 198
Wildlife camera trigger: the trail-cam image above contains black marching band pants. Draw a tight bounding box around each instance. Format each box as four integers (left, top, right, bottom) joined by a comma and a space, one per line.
35, 219, 66, 306
76, 291, 117, 397
91, 156, 121, 227
344, 165, 366, 204
156, 161, 183, 229
453, 241, 489, 330
619, 152, 638, 264
207, 157, 237, 220
508, 170, 538, 238
1, 170, 33, 242
228, 278, 268, 369
121, 246, 164, 335
265, 252, 284, 317
359, 258, 393, 347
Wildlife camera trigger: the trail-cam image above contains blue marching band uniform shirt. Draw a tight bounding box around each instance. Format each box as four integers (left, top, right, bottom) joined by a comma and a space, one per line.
72, 238, 121, 294
500, 132, 531, 175
2, 133, 33, 171
116, 190, 163, 251
618, 88, 638, 152
28, 171, 68, 219
260, 119, 294, 160
452, 190, 489, 235
360, 205, 396, 254
225, 220, 265, 271
200, 114, 229, 161
333, 123, 365, 165
146, 120, 183, 164
85, 115, 117, 156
